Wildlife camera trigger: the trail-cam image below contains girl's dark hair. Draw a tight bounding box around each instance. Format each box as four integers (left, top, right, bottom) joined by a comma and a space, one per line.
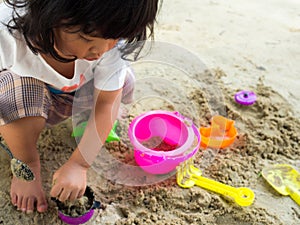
4, 0, 162, 62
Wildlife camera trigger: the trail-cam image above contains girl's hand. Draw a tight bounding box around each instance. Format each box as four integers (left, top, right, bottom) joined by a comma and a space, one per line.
50, 159, 88, 202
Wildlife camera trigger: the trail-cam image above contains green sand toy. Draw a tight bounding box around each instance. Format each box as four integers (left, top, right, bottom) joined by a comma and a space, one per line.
72, 120, 120, 142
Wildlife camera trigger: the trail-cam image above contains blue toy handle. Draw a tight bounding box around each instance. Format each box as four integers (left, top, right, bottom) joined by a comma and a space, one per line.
92, 200, 101, 209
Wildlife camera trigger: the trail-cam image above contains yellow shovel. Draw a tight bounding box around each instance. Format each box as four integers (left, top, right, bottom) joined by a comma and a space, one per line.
177, 158, 255, 207
262, 164, 300, 206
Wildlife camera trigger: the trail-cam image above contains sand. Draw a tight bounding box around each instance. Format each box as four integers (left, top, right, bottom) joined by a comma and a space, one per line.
1, 0, 300, 224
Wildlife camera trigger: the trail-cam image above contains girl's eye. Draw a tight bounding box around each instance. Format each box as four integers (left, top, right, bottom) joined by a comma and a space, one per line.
80, 35, 93, 42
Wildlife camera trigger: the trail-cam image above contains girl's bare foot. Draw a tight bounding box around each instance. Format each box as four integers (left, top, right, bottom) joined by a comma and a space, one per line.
10, 161, 48, 214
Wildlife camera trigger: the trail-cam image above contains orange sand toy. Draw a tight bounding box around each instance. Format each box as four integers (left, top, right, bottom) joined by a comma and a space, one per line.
200, 115, 237, 149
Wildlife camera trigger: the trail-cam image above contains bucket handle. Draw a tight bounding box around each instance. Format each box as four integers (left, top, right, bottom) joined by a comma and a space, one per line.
92, 200, 101, 210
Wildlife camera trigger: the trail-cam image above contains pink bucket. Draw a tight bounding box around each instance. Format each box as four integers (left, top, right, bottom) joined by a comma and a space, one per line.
128, 110, 201, 174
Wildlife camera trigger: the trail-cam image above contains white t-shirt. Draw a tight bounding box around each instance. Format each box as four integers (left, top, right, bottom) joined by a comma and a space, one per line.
0, 3, 128, 93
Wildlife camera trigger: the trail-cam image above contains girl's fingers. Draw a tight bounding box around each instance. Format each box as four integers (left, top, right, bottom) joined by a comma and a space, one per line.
58, 189, 71, 202
69, 190, 80, 201
78, 188, 85, 198
50, 184, 63, 198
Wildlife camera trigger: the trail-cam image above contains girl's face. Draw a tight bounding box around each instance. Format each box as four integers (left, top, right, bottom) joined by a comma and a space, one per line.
53, 27, 118, 61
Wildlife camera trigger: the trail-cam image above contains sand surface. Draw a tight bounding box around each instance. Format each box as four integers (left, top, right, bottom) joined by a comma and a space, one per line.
1, 0, 300, 224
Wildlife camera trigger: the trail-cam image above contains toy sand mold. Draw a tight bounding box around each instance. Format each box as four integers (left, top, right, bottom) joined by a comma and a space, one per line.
0, 142, 35, 181
262, 164, 300, 206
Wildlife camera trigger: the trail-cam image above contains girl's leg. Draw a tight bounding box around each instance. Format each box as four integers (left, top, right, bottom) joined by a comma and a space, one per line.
0, 117, 48, 213
0, 71, 51, 213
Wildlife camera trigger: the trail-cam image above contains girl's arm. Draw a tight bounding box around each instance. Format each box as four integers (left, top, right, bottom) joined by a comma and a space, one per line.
71, 87, 122, 166
50, 88, 122, 201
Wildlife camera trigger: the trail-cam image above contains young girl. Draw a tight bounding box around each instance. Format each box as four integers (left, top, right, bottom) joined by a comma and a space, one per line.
0, 0, 161, 214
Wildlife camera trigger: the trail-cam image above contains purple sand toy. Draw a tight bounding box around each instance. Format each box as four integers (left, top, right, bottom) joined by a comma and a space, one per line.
128, 110, 201, 174
58, 209, 96, 225
52, 186, 101, 225
234, 90, 257, 105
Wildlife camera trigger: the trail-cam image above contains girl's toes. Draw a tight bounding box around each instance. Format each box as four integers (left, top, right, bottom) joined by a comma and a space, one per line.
37, 196, 48, 213
26, 197, 35, 214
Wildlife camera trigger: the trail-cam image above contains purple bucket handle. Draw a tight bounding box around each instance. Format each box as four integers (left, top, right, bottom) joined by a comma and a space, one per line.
174, 111, 193, 126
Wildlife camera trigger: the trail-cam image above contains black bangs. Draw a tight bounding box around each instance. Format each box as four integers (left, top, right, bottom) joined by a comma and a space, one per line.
4, 0, 161, 62
66, 0, 158, 39
58, 0, 160, 60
